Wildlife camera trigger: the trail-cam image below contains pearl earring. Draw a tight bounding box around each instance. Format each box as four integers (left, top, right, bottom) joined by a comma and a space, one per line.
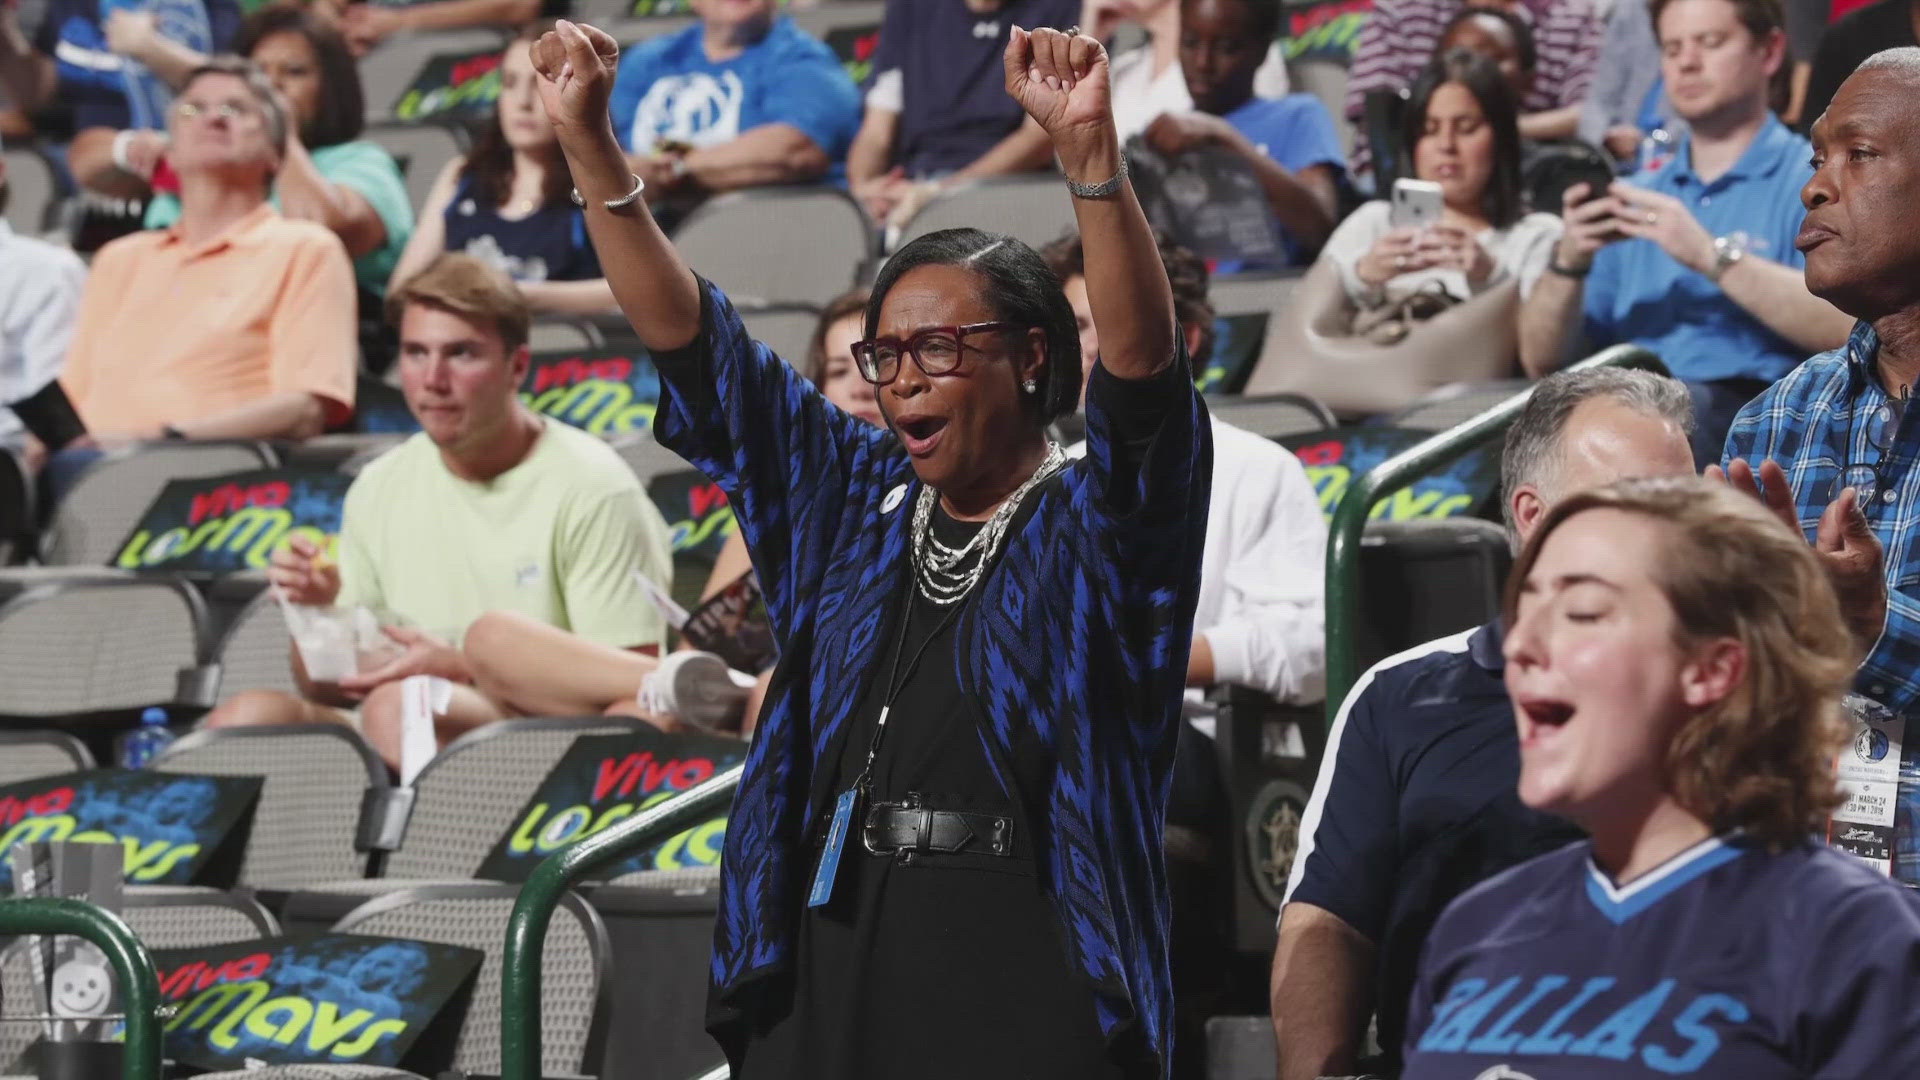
1023, 378, 1038, 393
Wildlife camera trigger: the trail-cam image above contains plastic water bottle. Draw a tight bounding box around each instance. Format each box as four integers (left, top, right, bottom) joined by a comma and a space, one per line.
120, 707, 176, 768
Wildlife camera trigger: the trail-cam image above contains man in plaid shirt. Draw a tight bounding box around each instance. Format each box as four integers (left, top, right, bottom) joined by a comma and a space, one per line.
1718, 50, 1920, 862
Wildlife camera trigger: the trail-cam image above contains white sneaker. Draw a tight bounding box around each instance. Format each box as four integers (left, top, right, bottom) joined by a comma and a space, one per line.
638, 651, 750, 731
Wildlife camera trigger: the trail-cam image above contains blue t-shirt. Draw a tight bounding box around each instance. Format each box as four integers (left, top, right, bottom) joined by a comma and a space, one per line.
1215, 93, 1347, 271
871, 0, 1079, 178
1403, 836, 1920, 1077
1286, 623, 1583, 1074
609, 16, 860, 170
1583, 115, 1814, 385
36, 0, 240, 131
442, 175, 601, 285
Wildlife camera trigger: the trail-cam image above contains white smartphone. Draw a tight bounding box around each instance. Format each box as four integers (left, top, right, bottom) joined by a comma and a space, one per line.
1390, 178, 1444, 230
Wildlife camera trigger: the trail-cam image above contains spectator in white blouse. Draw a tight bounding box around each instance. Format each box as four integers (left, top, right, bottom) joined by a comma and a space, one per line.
1045, 228, 1329, 708
1322, 49, 1561, 312
0, 148, 89, 459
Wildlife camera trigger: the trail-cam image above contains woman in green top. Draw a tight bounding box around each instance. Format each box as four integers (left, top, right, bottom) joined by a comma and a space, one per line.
146, 2, 414, 299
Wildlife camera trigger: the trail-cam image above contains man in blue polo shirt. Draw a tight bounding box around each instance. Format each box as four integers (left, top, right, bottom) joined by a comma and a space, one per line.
1519, 0, 1852, 466
607, 0, 860, 200
1269, 367, 1696, 1080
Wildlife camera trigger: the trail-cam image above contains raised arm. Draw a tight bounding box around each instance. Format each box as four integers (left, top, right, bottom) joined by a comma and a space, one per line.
1004, 26, 1174, 380
531, 20, 701, 352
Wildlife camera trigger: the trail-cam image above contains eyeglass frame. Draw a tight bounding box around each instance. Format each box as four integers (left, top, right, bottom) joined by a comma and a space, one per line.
850, 321, 1025, 387
170, 99, 265, 124
1826, 382, 1915, 506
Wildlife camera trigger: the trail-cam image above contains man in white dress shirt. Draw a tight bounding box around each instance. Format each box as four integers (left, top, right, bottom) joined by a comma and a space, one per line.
0, 146, 89, 459
1044, 228, 1328, 709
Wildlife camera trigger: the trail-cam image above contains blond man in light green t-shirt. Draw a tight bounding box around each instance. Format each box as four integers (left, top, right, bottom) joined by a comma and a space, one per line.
204, 254, 673, 766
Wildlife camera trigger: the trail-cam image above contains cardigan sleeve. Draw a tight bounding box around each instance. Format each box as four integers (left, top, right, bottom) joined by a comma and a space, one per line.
1077, 343, 1214, 734
648, 278, 900, 635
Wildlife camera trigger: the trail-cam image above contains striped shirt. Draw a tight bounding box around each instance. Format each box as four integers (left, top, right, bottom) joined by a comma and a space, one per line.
1344, 0, 1604, 172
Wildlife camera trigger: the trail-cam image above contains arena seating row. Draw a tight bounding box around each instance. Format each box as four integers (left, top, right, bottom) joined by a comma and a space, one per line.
0, 717, 716, 1078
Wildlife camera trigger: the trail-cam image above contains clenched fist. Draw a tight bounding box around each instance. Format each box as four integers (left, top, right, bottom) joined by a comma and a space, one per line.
530, 19, 622, 139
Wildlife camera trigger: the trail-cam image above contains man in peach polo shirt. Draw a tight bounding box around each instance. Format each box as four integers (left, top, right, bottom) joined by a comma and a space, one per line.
60, 57, 356, 444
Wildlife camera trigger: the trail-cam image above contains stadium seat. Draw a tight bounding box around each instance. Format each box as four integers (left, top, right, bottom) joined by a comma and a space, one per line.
738, 302, 823, 368
208, 587, 300, 698
357, 28, 506, 125
0, 145, 59, 235
151, 724, 390, 889
0, 573, 208, 716
364, 122, 467, 214
0, 886, 276, 1070
0, 445, 32, 564
1289, 58, 1355, 156
671, 185, 874, 306
1355, 517, 1512, 674
589, 867, 725, 1079
41, 441, 277, 566
331, 882, 610, 1078
1390, 379, 1534, 433
1211, 269, 1305, 319
895, 173, 1078, 253
0, 730, 93, 785
610, 431, 696, 485
1206, 393, 1337, 441
279, 433, 408, 475
381, 718, 656, 881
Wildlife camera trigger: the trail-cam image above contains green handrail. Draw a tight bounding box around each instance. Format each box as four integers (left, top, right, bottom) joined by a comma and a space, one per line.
0, 896, 163, 1080
1323, 345, 1670, 720
500, 761, 745, 1080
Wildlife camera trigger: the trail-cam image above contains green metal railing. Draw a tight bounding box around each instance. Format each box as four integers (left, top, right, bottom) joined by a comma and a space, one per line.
0, 896, 163, 1080
500, 761, 745, 1080
1323, 345, 1669, 720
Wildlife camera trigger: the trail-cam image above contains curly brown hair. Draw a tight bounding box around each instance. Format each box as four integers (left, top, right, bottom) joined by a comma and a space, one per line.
1039, 228, 1216, 369
1503, 476, 1856, 847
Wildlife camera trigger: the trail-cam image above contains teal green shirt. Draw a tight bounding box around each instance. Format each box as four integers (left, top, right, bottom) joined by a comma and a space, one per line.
144, 140, 413, 295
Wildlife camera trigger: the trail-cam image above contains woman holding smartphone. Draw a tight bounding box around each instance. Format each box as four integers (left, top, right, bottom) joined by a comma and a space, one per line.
1325, 49, 1563, 310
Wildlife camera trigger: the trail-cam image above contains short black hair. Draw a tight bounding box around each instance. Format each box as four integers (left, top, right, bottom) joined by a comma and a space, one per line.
1403, 48, 1526, 228
867, 228, 1082, 424
236, 2, 364, 148
1439, 5, 1537, 73
1650, 0, 1784, 43
1179, 0, 1283, 42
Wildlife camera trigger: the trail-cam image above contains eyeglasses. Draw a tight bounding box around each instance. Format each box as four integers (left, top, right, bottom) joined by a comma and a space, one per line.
1826, 382, 1913, 507
851, 321, 1020, 387
171, 100, 261, 124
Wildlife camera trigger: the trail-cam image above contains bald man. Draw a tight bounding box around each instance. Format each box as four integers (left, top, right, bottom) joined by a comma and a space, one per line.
1718, 48, 1915, 810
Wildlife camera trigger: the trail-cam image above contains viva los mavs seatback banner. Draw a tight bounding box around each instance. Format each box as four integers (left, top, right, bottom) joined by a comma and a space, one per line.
477, 730, 747, 882
520, 346, 662, 438
113, 468, 351, 574
1281, 426, 1501, 522
149, 934, 482, 1073
390, 47, 501, 122
1281, 0, 1373, 63
0, 770, 261, 889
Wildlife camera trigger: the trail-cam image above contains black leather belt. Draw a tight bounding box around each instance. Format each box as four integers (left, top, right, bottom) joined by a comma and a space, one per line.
861, 792, 1014, 863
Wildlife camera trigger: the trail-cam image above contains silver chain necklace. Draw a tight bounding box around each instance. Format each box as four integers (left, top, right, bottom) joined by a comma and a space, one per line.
911, 442, 1066, 605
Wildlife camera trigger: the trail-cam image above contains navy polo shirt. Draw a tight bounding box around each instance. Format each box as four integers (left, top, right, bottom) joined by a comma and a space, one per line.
870, 0, 1079, 178
1284, 622, 1584, 1075
1582, 115, 1814, 386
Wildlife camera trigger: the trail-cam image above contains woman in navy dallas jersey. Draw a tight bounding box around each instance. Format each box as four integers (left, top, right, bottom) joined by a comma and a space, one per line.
1403, 476, 1920, 1078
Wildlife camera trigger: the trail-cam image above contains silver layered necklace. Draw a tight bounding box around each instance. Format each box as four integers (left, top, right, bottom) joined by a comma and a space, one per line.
911, 442, 1066, 605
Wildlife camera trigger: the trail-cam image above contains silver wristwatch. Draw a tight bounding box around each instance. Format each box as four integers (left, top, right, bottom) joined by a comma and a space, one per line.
1709, 232, 1749, 283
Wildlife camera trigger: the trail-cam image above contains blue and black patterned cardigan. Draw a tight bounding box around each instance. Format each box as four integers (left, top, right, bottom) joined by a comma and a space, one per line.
651, 280, 1212, 1074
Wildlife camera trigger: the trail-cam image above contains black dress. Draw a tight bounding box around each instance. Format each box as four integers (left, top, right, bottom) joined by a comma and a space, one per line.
735, 499, 1126, 1079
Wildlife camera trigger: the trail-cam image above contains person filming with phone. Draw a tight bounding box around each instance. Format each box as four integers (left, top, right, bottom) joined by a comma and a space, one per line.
1518, 0, 1851, 465
1245, 49, 1559, 411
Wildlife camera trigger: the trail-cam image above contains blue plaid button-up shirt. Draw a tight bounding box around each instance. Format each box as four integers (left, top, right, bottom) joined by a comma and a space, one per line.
1723, 321, 1920, 716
